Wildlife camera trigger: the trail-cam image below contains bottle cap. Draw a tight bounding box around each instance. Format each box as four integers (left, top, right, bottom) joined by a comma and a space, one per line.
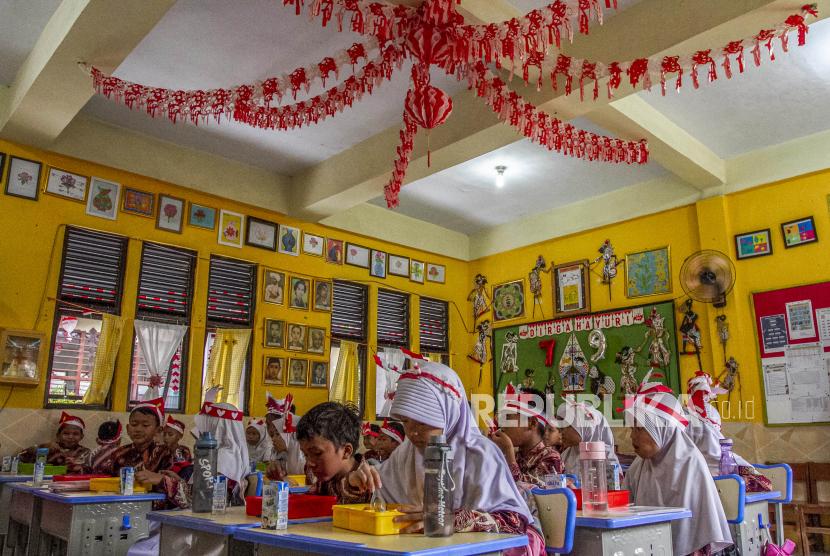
579, 441, 606, 460
719, 438, 733, 446
429, 435, 447, 445
36, 448, 49, 454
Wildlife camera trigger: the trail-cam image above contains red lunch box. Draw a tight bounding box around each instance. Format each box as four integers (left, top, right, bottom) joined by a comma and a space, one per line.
246, 494, 338, 519
569, 488, 630, 510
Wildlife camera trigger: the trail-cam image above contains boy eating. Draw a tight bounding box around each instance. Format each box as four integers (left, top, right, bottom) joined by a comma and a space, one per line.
105, 398, 173, 481
162, 416, 192, 463
19, 412, 91, 475
374, 420, 405, 461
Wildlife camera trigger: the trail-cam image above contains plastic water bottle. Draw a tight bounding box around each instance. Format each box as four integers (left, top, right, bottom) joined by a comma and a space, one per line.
33, 448, 49, 487
580, 442, 608, 517
719, 439, 739, 476
423, 435, 454, 537
192, 431, 218, 513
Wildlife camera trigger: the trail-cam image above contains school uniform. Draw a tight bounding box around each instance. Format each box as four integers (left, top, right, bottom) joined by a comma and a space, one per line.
246, 419, 274, 463
19, 444, 91, 475
557, 400, 620, 482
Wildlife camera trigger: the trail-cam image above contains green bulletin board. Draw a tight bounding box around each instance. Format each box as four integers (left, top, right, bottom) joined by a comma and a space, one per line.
492, 301, 680, 414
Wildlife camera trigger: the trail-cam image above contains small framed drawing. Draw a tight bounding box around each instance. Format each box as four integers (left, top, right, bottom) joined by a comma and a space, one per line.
43, 167, 88, 203
264, 318, 285, 348
0, 329, 47, 387
781, 216, 817, 249
263, 356, 285, 386
286, 323, 308, 352
309, 361, 329, 388
313, 279, 333, 312
156, 194, 186, 234
734, 229, 772, 260
551, 260, 591, 318
426, 263, 446, 284
85, 177, 121, 221
325, 238, 344, 265
287, 358, 309, 387
388, 254, 410, 277
289, 276, 311, 310
187, 202, 217, 230
370, 250, 387, 279
624, 246, 671, 299
302, 232, 325, 257
491, 279, 526, 323
218, 210, 244, 248
4, 156, 43, 201
307, 327, 327, 355
262, 269, 286, 306
345, 243, 370, 268
278, 225, 300, 256
410, 260, 425, 284
121, 187, 155, 218
246, 217, 278, 251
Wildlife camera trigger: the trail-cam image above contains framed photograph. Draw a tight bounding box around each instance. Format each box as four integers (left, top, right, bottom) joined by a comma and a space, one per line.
625, 247, 671, 299
262, 269, 286, 306
286, 323, 308, 352
307, 327, 327, 355
84, 177, 121, 221
388, 254, 410, 277
287, 358, 309, 387
325, 238, 344, 265
246, 217, 278, 251
218, 210, 244, 248
309, 361, 329, 388
0, 153, 5, 184
551, 260, 591, 318
313, 279, 333, 312
4, 156, 43, 200
187, 202, 217, 231
734, 229, 772, 260
426, 263, 446, 284
43, 167, 88, 203
491, 279, 526, 323
370, 250, 387, 279
0, 329, 46, 387
781, 216, 817, 249
278, 225, 300, 256
302, 232, 325, 257
410, 260, 425, 284
121, 187, 155, 218
156, 194, 186, 234
264, 318, 285, 348
289, 277, 311, 310
345, 243, 370, 268
263, 356, 285, 385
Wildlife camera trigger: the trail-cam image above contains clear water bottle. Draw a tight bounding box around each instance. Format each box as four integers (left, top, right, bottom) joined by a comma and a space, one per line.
719, 439, 739, 476
33, 448, 49, 487
423, 435, 454, 537
580, 442, 608, 517
192, 431, 218, 513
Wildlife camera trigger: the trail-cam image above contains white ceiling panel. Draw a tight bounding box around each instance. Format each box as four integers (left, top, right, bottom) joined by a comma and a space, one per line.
0, 0, 65, 86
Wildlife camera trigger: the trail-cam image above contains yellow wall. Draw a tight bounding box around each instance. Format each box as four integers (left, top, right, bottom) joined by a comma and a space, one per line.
0, 138, 470, 418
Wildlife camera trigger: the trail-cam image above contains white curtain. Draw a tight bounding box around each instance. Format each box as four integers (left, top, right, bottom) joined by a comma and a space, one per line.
376, 347, 405, 418
135, 321, 188, 401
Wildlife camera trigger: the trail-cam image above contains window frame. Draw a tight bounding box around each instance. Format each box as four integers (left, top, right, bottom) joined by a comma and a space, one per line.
330, 279, 369, 415
419, 296, 450, 355
376, 288, 410, 350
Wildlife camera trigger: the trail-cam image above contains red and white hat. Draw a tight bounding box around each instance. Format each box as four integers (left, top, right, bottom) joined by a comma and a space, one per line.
618, 370, 687, 428
362, 422, 379, 437
248, 418, 266, 428
164, 415, 184, 434
374, 350, 461, 403
266, 391, 292, 416
200, 402, 243, 421
59, 412, 85, 431
499, 383, 550, 426
133, 397, 165, 423
380, 419, 404, 443
686, 371, 727, 429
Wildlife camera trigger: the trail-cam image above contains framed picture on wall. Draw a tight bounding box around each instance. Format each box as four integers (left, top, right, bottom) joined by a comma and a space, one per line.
307, 327, 327, 355
325, 238, 344, 265
624, 246, 671, 299
370, 250, 387, 278
121, 187, 155, 218
345, 243, 370, 268
43, 167, 88, 203
264, 318, 285, 348
491, 279, 526, 323
263, 356, 285, 385
313, 279, 332, 312
278, 225, 300, 256
781, 216, 818, 249
302, 232, 325, 257
286, 323, 308, 352
287, 358, 309, 387
85, 177, 121, 221
426, 263, 446, 284
262, 269, 286, 306
4, 156, 43, 201
388, 254, 410, 277
156, 194, 186, 234
309, 361, 329, 388
245, 217, 278, 251
734, 229, 772, 260
0, 153, 6, 184
0, 328, 46, 386
218, 210, 244, 248
410, 260, 425, 284
187, 202, 217, 230
289, 277, 311, 310
551, 260, 591, 318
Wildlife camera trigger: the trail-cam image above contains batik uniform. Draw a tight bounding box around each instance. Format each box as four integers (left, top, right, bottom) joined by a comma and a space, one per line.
508, 442, 564, 487
171, 445, 192, 464
307, 454, 371, 504
362, 449, 384, 462
90, 442, 122, 475
19, 444, 91, 475
109, 443, 173, 477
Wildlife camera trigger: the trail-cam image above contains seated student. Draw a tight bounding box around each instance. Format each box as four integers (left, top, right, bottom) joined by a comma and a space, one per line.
684, 372, 771, 492
90, 420, 122, 475
246, 418, 274, 464
349, 359, 544, 555
361, 422, 384, 461
264, 392, 306, 478
557, 397, 619, 483
19, 412, 91, 475
374, 420, 405, 461
542, 420, 563, 452
490, 386, 563, 487
108, 399, 173, 487
622, 378, 732, 556
162, 416, 192, 464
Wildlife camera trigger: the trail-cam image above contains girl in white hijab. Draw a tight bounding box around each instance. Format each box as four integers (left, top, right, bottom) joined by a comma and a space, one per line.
246, 418, 274, 463
622, 387, 732, 556
557, 398, 620, 481
349, 359, 545, 556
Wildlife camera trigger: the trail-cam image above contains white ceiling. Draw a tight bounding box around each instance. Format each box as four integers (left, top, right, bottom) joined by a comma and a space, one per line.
0, 0, 65, 86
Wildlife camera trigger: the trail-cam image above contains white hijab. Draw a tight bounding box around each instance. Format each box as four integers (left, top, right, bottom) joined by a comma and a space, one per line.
557, 401, 620, 479
194, 403, 250, 492
378, 362, 532, 521
272, 413, 307, 476
246, 420, 274, 463
623, 393, 732, 556
684, 409, 750, 474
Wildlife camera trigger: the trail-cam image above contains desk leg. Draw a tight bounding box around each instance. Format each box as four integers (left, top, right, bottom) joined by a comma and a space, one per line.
0, 484, 11, 546
774, 502, 784, 547
24, 496, 42, 556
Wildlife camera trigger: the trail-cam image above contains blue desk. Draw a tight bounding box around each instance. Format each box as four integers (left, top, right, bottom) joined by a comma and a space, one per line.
0, 474, 52, 550
234, 521, 528, 556
3, 481, 51, 556
571, 506, 691, 556
715, 473, 782, 556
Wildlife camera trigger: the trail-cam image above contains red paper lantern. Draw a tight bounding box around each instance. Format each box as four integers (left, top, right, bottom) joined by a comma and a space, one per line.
405, 24, 452, 68
404, 85, 453, 130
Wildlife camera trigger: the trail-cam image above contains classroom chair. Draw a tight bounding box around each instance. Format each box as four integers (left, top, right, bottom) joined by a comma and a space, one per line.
715, 473, 784, 556
531, 487, 577, 554
797, 462, 830, 556
246, 472, 263, 498
754, 463, 794, 547
563, 474, 580, 488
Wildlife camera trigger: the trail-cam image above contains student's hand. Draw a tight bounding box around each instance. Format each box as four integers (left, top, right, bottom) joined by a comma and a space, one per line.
43, 441, 61, 452
348, 460, 382, 492
271, 433, 288, 454
135, 470, 164, 486
489, 431, 516, 463
159, 470, 180, 481
394, 505, 425, 534
266, 460, 286, 481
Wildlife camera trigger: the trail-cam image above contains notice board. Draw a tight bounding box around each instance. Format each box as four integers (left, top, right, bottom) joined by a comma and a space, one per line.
751, 281, 830, 425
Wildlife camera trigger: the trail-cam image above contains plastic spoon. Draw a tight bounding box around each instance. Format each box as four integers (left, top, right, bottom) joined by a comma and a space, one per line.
370, 487, 387, 512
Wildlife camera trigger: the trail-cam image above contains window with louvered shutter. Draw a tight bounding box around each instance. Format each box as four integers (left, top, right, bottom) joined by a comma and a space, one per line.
331, 280, 368, 342
419, 296, 449, 353
206, 256, 257, 328
377, 289, 409, 348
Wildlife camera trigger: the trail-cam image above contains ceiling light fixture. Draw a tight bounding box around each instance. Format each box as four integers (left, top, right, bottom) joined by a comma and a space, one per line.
495, 166, 507, 188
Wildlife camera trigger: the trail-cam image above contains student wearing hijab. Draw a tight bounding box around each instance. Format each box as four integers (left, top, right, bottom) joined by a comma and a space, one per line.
349, 359, 544, 556
557, 398, 619, 483
246, 418, 274, 463
622, 381, 732, 556
264, 393, 306, 478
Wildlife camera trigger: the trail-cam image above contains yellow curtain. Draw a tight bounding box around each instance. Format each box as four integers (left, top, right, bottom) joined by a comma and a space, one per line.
81, 313, 126, 405
428, 353, 442, 363
330, 341, 359, 405
204, 329, 251, 408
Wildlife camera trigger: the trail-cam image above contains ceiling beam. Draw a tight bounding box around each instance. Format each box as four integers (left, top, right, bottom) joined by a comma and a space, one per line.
0, 0, 179, 149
